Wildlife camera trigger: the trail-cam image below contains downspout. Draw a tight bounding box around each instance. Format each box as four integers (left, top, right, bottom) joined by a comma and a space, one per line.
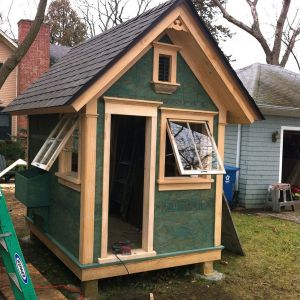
235, 124, 241, 190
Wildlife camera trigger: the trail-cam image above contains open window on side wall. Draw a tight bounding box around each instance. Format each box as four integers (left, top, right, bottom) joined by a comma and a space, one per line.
167, 120, 224, 175
158, 108, 224, 191
32, 115, 79, 172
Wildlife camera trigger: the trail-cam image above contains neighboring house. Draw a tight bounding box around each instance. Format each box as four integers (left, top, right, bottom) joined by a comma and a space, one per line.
225, 63, 300, 209
5, 0, 262, 297
0, 23, 70, 140
0, 30, 18, 139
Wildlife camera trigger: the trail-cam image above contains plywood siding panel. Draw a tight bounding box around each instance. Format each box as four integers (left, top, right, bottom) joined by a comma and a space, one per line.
0, 42, 17, 107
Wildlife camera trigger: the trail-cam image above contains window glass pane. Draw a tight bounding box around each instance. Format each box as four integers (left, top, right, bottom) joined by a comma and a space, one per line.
168, 121, 200, 171
190, 123, 217, 171
158, 55, 170, 82
0, 113, 11, 140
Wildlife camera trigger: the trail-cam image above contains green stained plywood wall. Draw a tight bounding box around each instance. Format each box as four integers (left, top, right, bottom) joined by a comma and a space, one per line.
28, 115, 80, 259
94, 45, 218, 260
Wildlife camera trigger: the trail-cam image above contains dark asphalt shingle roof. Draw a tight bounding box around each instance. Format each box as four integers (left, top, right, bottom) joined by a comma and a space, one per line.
5, 0, 262, 120
237, 63, 300, 109
5, 0, 177, 112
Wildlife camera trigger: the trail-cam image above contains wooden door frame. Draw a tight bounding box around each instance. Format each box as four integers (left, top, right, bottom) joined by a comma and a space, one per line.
100, 96, 162, 259
279, 126, 300, 183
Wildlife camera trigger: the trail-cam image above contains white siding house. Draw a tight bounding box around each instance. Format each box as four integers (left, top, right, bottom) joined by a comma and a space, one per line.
225, 63, 300, 208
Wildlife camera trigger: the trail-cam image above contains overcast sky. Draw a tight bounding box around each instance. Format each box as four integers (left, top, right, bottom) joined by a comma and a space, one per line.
1, 0, 300, 72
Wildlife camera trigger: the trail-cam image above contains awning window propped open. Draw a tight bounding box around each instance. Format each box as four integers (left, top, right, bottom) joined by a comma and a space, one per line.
167, 119, 225, 175
32, 115, 79, 171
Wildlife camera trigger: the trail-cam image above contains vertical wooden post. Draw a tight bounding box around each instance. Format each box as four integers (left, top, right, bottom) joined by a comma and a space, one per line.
142, 116, 157, 252
79, 98, 98, 264
215, 110, 227, 246
81, 280, 99, 299
101, 113, 111, 258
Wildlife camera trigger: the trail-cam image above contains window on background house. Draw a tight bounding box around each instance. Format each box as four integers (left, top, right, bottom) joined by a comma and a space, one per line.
166, 120, 224, 175
0, 112, 11, 140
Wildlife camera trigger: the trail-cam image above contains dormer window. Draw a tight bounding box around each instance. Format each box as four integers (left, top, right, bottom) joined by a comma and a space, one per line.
152, 42, 181, 94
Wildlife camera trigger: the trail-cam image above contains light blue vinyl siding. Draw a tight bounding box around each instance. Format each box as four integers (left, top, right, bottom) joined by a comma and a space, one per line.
225, 115, 300, 208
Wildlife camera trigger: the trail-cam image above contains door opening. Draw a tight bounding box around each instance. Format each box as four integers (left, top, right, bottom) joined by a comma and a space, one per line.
281, 129, 300, 185
108, 115, 146, 253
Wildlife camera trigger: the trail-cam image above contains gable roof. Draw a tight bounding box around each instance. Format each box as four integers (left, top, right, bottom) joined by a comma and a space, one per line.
238, 63, 300, 116
5, 0, 262, 123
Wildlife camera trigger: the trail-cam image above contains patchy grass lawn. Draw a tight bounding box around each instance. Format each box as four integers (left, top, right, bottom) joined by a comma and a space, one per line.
2, 184, 300, 299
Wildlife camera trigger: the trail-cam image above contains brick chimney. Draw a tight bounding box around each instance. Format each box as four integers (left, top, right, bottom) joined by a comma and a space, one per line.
18, 20, 50, 94
17, 20, 50, 132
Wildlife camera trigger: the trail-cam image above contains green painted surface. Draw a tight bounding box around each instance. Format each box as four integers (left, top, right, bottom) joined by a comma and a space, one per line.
104, 48, 217, 111
94, 45, 218, 260
27, 115, 80, 259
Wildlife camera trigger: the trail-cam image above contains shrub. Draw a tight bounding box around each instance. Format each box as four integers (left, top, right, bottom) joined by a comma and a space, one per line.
0, 140, 25, 162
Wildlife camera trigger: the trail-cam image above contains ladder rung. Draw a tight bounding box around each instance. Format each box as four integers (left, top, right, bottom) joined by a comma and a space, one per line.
0, 233, 12, 238
0, 238, 8, 252
8, 273, 22, 292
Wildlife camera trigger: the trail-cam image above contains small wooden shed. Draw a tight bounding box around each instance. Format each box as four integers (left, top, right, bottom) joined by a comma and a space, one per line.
5, 0, 262, 296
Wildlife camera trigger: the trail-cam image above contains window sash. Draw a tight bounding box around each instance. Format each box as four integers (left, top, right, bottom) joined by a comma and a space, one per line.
166, 119, 225, 175
32, 115, 79, 171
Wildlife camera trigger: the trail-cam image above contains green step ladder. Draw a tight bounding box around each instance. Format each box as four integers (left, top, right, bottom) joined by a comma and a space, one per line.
0, 186, 37, 300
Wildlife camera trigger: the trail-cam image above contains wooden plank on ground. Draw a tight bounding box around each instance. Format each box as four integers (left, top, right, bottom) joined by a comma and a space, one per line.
221, 194, 245, 256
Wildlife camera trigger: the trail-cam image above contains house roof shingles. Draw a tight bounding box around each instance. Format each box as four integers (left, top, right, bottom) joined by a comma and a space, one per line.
5, 0, 177, 112
237, 63, 300, 109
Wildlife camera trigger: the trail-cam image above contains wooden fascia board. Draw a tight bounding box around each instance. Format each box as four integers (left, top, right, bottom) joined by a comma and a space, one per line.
177, 5, 258, 124
71, 6, 184, 112
7, 105, 76, 115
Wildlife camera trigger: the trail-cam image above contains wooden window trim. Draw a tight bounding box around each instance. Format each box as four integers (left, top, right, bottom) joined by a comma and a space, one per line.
158, 107, 219, 191
55, 117, 82, 191
152, 42, 181, 94
101, 96, 162, 259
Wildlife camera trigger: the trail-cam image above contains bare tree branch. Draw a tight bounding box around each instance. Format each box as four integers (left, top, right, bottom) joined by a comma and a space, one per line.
0, 0, 48, 89
272, 0, 291, 64
212, 0, 300, 67
77, 0, 153, 36
281, 36, 300, 70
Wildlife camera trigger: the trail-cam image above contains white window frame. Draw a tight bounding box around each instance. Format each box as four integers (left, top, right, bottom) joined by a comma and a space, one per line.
31, 115, 79, 171
167, 119, 225, 175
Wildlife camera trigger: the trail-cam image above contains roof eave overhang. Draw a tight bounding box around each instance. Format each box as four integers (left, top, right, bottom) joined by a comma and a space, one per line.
7, 105, 76, 116
0, 30, 17, 50
258, 104, 300, 118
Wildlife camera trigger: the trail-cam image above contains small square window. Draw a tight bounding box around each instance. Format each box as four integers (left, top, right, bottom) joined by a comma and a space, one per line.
158, 55, 171, 82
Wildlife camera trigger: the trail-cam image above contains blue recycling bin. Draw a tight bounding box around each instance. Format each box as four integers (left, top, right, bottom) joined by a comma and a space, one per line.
223, 165, 240, 205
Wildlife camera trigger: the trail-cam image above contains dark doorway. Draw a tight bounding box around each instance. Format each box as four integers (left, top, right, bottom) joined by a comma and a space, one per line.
282, 130, 300, 184
108, 115, 146, 253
